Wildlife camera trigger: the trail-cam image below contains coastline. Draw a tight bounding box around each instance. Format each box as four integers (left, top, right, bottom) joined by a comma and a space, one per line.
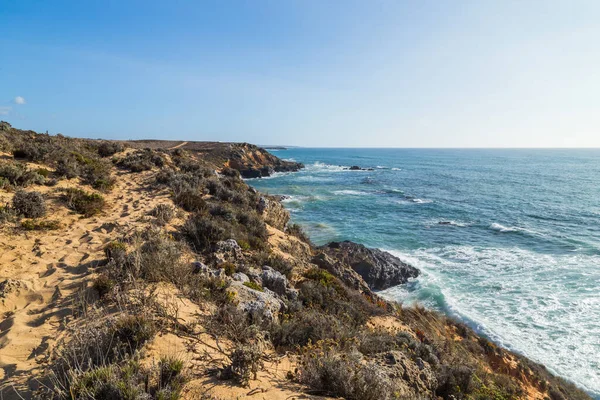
0, 121, 594, 399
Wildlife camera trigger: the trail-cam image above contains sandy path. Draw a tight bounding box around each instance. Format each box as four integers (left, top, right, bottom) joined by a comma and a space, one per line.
169, 141, 189, 150
0, 169, 170, 398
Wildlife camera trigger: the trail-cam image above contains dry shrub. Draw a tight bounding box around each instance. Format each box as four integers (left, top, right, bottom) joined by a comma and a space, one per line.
183, 214, 228, 252
12, 190, 46, 218
51, 313, 155, 390
297, 342, 400, 400
0, 205, 17, 223
286, 222, 311, 243
117, 149, 165, 172
0, 162, 46, 187
61, 188, 105, 216
271, 309, 355, 349
357, 328, 415, 355
150, 203, 175, 225
96, 141, 124, 157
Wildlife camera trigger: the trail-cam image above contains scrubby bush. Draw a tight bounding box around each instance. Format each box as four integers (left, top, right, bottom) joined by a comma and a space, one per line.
287, 222, 311, 243
435, 364, 475, 399
0, 205, 17, 223
52, 314, 155, 382
55, 156, 81, 179
0, 163, 46, 187
117, 149, 165, 172
150, 204, 175, 225
183, 214, 228, 252
81, 159, 115, 191
12, 190, 46, 218
96, 141, 124, 157
173, 187, 207, 212
93, 274, 116, 297
357, 328, 415, 355
104, 240, 127, 260
219, 339, 265, 387
297, 342, 400, 400
61, 188, 105, 216
250, 252, 294, 278
136, 232, 189, 284
20, 219, 61, 231
272, 309, 355, 349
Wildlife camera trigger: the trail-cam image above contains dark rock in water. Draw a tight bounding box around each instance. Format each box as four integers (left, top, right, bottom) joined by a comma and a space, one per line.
349, 165, 362, 170
260, 166, 275, 176
438, 221, 452, 225
240, 168, 262, 178
320, 241, 419, 290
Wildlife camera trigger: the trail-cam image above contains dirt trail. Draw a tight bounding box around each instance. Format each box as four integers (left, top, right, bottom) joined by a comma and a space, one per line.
0, 169, 170, 397
169, 141, 189, 150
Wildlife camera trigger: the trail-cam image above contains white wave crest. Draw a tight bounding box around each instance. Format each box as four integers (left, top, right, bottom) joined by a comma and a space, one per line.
381, 245, 600, 396
411, 198, 433, 204
333, 190, 370, 196
436, 220, 469, 227
489, 223, 520, 233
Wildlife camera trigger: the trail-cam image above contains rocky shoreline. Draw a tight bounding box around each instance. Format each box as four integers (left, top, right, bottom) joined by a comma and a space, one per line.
0, 122, 591, 400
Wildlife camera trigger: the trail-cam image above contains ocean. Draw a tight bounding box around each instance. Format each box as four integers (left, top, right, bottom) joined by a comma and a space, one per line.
248, 148, 600, 398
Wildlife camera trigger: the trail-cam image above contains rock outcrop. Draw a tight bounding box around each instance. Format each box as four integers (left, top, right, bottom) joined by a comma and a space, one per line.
319, 241, 419, 290
221, 143, 304, 178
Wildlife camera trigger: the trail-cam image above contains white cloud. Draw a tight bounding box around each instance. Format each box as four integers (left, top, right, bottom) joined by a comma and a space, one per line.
0, 106, 12, 116
14, 96, 26, 105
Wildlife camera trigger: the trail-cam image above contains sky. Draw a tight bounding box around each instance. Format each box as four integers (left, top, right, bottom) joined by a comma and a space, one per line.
1, 0, 599, 147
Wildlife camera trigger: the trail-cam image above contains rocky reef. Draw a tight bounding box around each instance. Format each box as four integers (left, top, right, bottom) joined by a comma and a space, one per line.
317, 241, 420, 291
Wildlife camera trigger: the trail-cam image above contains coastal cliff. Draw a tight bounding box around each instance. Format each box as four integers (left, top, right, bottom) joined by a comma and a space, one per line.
0, 121, 591, 400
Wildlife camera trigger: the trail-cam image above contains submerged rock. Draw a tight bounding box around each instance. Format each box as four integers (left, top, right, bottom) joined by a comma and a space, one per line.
320, 241, 419, 290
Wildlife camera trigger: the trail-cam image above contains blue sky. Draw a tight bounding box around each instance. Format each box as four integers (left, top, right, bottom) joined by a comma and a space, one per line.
1, 0, 599, 147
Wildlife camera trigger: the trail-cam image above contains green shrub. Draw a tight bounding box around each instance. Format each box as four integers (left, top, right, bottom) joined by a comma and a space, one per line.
35, 167, 51, 178
272, 309, 356, 349
117, 149, 165, 172
113, 314, 156, 350
82, 159, 115, 191
0, 205, 17, 223
183, 214, 228, 252
0, 163, 46, 187
243, 281, 264, 292
219, 262, 236, 276
173, 187, 207, 212
62, 188, 105, 216
12, 190, 46, 218
20, 219, 61, 231
104, 240, 127, 260
93, 274, 116, 297
96, 141, 124, 157
435, 364, 475, 399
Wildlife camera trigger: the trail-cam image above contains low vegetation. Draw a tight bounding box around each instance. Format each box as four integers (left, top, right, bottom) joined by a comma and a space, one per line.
0, 122, 590, 400
61, 188, 105, 216
12, 190, 47, 218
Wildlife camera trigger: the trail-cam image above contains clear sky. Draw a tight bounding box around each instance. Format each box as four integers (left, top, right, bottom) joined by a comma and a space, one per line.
1, 0, 599, 147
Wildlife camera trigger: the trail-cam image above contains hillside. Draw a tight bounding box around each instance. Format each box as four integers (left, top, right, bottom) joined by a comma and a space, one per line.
0, 121, 591, 400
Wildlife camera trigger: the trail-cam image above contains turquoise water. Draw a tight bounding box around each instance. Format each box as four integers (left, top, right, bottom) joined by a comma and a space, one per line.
249, 148, 600, 397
